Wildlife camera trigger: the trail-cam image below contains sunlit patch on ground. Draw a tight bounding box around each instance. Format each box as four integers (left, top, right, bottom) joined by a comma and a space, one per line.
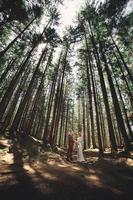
120, 158, 133, 166
57, 163, 69, 168
0, 152, 14, 165
71, 166, 81, 171
88, 169, 96, 174
23, 164, 36, 173
48, 160, 57, 165
42, 172, 57, 181
85, 174, 104, 187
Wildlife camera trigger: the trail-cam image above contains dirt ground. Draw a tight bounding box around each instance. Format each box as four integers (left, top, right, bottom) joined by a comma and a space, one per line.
0, 138, 133, 200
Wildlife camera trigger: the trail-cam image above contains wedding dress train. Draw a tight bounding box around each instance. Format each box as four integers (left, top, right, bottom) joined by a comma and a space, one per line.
77, 136, 85, 162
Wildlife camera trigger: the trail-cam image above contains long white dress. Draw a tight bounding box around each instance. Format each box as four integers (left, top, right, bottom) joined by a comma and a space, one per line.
77, 136, 85, 162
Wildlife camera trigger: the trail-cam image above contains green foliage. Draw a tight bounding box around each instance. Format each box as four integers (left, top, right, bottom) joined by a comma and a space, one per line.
0, 0, 29, 23
45, 27, 61, 46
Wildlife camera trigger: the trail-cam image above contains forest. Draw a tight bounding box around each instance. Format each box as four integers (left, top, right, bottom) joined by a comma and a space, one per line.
0, 0, 133, 200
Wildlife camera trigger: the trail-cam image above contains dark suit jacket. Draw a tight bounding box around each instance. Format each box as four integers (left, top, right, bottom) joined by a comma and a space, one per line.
68, 134, 74, 147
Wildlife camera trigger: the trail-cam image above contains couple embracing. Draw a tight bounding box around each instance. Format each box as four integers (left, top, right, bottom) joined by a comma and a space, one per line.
66, 130, 85, 162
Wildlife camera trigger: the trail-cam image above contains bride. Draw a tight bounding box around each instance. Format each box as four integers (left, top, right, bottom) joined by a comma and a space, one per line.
75, 132, 85, 162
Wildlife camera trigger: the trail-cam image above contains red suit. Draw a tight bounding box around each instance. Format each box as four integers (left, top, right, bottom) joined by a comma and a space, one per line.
67, 134, 74, 161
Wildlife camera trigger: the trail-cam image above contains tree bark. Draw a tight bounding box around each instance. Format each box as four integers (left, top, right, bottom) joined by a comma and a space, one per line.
100, 41, 131, 151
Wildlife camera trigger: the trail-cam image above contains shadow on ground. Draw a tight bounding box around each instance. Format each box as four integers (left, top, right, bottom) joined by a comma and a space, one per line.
0, 142, 133, 200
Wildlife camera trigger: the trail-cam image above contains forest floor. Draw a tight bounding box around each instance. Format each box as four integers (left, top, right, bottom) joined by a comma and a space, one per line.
0, 137, 133, 200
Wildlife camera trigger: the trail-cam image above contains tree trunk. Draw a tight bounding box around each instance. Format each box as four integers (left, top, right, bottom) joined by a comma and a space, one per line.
89, 52, 104, 157
49, 44, 69, 145
1, 67, 30, 133
113, 71, 133, 141
24, 49, 53, 135
10, 47, 47, 134
111, 36, 133, 84
88, 22, 117, 152
85, 93, 91, 148
0, 18, 36, 58
82, 91, 86, 149
113, 52, 133, 107
0, 57, 17, 84
42, 52, 63, 144
100, 41, 131, 151
64, 99, 69, 147
58, 100, 65, 147
0, 46, 37, 123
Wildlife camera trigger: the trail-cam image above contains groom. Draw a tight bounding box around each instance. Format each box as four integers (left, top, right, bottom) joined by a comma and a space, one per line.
66, 130, 74, 162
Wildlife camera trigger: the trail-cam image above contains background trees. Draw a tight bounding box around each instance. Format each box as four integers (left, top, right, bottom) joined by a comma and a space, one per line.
0, 0, 132, 156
